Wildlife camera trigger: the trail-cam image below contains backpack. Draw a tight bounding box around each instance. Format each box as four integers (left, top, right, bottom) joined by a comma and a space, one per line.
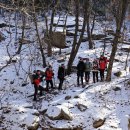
29, 73, 35, 84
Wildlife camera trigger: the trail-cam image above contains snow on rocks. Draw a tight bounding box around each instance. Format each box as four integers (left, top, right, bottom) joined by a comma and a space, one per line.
46, 106, 73, 121
46, 106, 61, 120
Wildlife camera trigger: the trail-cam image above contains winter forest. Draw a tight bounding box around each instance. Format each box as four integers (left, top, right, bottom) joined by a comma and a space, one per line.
0, 0, 130, 130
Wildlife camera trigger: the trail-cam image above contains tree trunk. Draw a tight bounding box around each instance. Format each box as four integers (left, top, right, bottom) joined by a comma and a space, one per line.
67, 0, 79, 74
106, 0, 128, 81
106, 31, 120, 81
87, 18, 93, 49
67, 0, 87, 74
86, 0, 93, 49
16, 15, 25, 54
47, 10, 55, 57
32, 0, 46, 67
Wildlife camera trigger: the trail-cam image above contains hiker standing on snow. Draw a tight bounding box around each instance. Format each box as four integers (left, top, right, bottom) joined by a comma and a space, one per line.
77, 58, 85, 86
84, 58, 92, 83
58, 64, 66, 90
33, 70, 44, 101
99, 55, 107, 81
92, 59, 99, 83
45, 66, 54, 91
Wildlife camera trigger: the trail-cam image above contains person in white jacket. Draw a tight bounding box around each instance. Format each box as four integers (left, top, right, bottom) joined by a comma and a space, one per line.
92, 59, 99, 83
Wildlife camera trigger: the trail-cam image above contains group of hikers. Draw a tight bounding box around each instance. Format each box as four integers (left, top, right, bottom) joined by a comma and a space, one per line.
31, 64, 66, 101
77, 55, 109, 86
31, 55, 108, 101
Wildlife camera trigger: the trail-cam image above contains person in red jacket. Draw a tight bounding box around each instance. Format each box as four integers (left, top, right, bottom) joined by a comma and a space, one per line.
99, 55, 107, 81
45, 66, 54, 91
33, 70, 44, 101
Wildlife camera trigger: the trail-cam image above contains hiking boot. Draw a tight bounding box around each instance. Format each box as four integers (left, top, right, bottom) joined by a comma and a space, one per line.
33, 98, 37, 101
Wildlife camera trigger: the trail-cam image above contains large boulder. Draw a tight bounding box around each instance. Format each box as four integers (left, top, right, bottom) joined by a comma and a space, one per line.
61, 107, 73, 121
46, 106, 61, 120
26, 116, 39, 130
46, 106, 73, 121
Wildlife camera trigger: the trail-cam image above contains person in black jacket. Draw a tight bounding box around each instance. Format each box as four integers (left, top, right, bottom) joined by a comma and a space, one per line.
77, 58, 85, 86
58, 64, 66, 90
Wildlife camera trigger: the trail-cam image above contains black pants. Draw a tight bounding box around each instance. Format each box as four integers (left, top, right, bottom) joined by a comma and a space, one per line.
85, 71, 90, 82
77, 76, 83, 85
34, 85, 44, 100
100, 69, 105, 81
93, 71, 98, 83
58, 79, 64, 90
46, 80, 53, 90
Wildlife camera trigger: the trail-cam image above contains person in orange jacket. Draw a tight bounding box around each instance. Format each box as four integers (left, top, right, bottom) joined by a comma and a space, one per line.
45, 66, 54, 91
99, 55, 107, 81
33, 70, 44, 101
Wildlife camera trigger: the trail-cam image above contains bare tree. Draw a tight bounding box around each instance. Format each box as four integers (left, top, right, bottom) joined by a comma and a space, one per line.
86, 0, 94, 49
67, 0, 87, 74
16, 14, 26, 54
106, 0, 129, 81
32, 0, 46, 67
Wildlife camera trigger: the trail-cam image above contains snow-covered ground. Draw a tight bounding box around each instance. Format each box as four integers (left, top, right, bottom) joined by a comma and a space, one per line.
0, 13, 130, 130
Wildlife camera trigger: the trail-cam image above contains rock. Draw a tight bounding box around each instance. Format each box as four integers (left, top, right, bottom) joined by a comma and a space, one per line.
127, 81, 130, 85
12, 89, 17, 93
65, 96, 71, 100
120, 48, 130, 52
3, 108, 11, 114
105, 29, 115, 35
114, 71, 122, 77
92, 34, 106, 40
61, 107, 73, 120
128, 119, 130, 130
40, 102, 48, 114
19, 38, 33, 45
46, 106, 73, 121
0, 23, 14, 28
82, 37, 87, 42
11, 59, 17, 63
57, 57, 65, 63
47, 127, 82, 130
114, 58, 120, 62
26, 116, 39, 130
10, 81, 14, 84
22, 82, 28, 87
74, 95, 79, 99
113, 87, 121, 91
76, 103, 88, 112
27, 122, 39, 130
66, 31, 77, 37
46, 106, 61, 120
0, 32, 5, 42
93, 119, 106, 128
